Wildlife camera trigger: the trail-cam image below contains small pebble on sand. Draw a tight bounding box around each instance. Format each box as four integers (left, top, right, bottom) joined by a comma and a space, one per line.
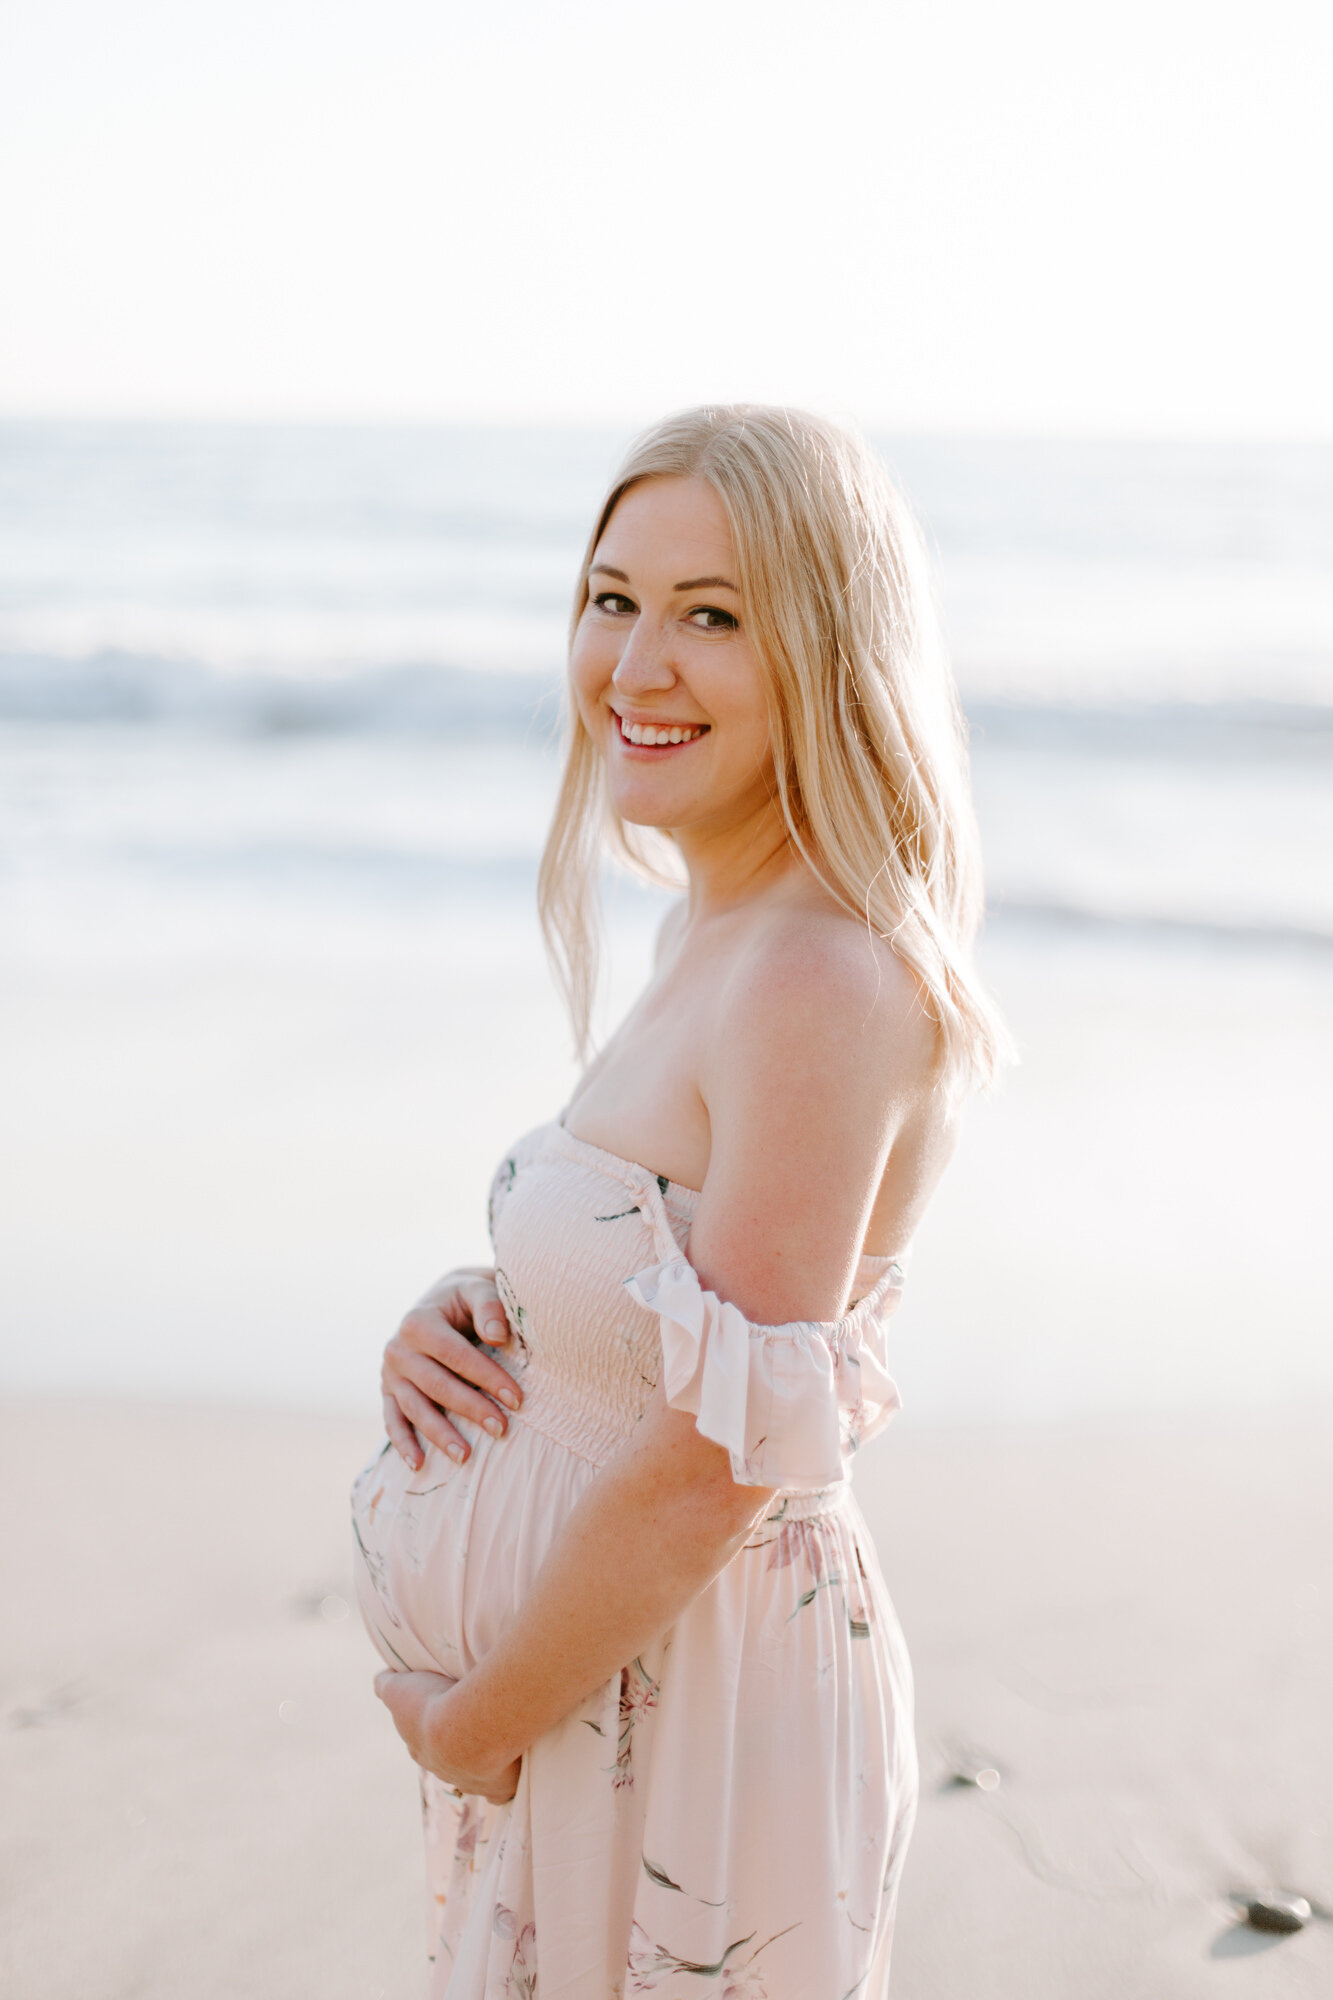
951, 1760, 1002, 1792
1243, 1895, 1311, 1935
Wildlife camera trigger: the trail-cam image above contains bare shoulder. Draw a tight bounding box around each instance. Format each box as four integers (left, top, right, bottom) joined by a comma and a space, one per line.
690, 888, 940, 1321
710, 892, 938, 1108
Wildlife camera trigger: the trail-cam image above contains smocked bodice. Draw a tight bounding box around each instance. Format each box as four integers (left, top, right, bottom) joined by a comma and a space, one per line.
487, 1121, 905, 1478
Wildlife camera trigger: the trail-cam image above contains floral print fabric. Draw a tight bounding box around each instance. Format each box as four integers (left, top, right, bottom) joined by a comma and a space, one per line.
351, 1120, 917, 1998
625, 1253, 903, 1491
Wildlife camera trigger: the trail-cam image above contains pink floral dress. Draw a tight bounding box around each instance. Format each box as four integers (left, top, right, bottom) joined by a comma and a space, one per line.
351, 1119, 917, 1999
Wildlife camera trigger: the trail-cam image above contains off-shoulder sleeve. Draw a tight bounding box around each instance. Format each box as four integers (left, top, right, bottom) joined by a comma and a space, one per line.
623, 1255, 901, 1491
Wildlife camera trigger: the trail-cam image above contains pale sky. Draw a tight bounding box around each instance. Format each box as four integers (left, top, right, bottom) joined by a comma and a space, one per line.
2, 0, 1330, 434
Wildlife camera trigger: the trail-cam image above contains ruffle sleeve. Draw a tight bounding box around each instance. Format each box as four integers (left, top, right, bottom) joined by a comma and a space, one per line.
623, 1255, 902, 1492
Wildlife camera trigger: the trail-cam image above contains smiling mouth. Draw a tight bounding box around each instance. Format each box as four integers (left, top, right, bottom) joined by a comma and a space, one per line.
616, 715, 710, 748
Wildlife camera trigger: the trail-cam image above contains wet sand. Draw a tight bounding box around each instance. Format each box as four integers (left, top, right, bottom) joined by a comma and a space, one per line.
2, 1398, 1329, 1998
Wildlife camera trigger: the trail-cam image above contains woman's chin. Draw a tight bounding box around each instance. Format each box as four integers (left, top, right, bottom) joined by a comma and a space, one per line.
612, 797, 687, 833
603, 773, 693, 830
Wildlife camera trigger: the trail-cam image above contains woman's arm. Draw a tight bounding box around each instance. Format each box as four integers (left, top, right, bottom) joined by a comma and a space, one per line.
378, 1390, 773, 1793
378, 916, 934, 1789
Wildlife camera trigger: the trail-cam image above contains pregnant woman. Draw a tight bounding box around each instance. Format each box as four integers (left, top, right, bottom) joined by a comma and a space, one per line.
351, 404, 1007, 1999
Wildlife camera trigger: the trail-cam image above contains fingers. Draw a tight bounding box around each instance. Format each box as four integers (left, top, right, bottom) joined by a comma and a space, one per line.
393, 1379, 473, 1465
383, 1394, 424, 1472
380, 1269, 522, 1470
389, 1313, 521, 1416
413, 1270, 511, 1353
373, 1672, 516, 1802
456, 1275, 511, 1349
401, 1349, 517, 1437
373, 1666, 454, 1752
480, 1765, 520, 1806
374, 1668, 457, 1703
414, 1268, 507, 1343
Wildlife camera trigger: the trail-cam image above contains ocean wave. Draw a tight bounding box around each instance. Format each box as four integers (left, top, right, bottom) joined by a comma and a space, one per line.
988, 898, 1333, 955
3, 650, 1331, 761
0, 650, 564, 737
967, 697, 1333, 763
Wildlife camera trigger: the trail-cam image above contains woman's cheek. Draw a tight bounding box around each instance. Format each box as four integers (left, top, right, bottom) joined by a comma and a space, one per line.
569, 634, 614, 735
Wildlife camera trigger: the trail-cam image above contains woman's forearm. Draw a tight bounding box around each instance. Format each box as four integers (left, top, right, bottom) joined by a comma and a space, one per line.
433, 1400, 774, 1774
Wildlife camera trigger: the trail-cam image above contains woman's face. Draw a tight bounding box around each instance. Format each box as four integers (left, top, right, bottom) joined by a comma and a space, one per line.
570, 476, 775, 837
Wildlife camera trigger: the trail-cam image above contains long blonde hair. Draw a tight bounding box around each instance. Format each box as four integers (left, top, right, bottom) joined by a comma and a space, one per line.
538, 403, 1010, 1095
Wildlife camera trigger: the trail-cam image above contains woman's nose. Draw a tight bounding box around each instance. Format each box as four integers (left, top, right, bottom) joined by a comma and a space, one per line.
611, 621, 677, 695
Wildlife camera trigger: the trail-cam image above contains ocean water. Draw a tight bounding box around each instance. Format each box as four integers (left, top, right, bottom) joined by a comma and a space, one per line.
1, 422, 1330, 1421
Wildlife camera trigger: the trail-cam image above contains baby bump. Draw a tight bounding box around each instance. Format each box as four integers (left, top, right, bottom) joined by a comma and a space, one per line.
350, 1422, 596, 1679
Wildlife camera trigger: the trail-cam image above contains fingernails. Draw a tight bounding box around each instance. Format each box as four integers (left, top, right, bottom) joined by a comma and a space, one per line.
446, 1443, 466, 1464
497, 1387, 520, 1410
486, 1316, 509, 1343
483, 1416, 504, 1439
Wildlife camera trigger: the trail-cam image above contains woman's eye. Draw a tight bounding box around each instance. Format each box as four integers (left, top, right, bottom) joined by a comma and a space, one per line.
592, 591, 635, 615
687, 605, 738, 631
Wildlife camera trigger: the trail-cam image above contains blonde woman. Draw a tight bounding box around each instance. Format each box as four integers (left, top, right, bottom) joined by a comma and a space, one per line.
352, 405, 1007, 1998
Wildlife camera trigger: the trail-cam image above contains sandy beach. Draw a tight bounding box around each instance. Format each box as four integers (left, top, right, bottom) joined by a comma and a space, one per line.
2, 1396, 1329, 1998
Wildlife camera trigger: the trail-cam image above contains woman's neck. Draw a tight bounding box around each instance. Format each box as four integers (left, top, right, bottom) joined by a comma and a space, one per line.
674, 800, 797, 917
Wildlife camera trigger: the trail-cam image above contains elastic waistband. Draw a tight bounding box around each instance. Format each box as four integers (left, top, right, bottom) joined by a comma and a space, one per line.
509, 1378, 635, 1469
761, 1484, 850, 1522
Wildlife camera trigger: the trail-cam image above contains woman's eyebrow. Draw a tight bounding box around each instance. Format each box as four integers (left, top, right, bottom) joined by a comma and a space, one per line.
588, 564, 738, 594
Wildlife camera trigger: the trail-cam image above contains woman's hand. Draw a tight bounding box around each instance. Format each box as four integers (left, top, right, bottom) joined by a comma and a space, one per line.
374, 1669, 522, 1805
382, 1267, 522, 1471
414, 1392, 775, 1777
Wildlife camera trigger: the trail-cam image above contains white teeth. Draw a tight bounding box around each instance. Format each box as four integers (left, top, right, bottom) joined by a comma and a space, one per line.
619, 717, 705, 745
